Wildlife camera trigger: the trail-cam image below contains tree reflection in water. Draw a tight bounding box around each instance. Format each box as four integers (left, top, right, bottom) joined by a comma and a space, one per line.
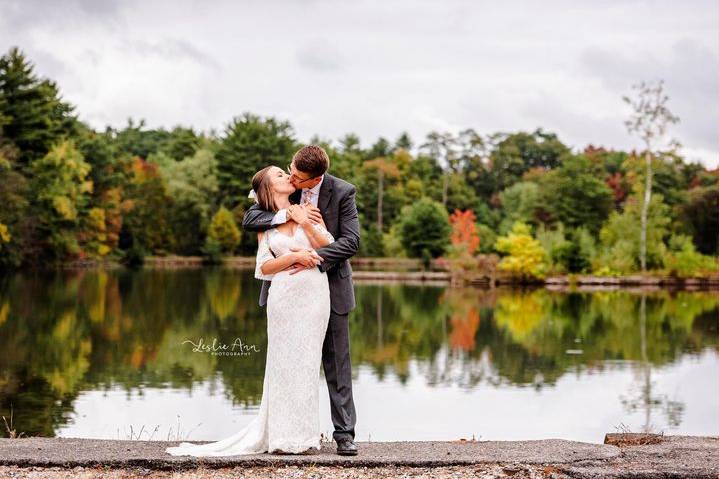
0, 269, 717, 437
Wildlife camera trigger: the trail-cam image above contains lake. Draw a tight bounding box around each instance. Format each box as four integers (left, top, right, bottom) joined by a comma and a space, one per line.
0, 268, 717, 444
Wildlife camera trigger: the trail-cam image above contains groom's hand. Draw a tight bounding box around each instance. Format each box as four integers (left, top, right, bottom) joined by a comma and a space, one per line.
287, 247, 322, 272
305, 205, 324, 226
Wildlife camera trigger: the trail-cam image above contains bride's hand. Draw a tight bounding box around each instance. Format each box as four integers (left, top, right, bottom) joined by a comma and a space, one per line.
290, 247, 323, 268
288, 204, 310, 225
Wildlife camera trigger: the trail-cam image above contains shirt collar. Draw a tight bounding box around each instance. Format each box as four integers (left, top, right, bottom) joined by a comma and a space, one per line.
303, 174, 324, 194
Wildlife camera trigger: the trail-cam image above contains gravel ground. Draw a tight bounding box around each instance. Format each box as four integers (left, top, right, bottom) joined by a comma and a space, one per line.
0, 464, 566, 478
1, 435, 717, 478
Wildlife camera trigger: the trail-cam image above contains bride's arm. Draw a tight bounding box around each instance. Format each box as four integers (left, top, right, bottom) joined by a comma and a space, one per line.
255, 231, 323, 278
256, 232, 297, 277
294, 206, 334, 249
254, 231, 277, 280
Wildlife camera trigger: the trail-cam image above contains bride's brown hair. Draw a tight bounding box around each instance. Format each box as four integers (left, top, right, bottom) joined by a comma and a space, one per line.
251, 166, 279, 212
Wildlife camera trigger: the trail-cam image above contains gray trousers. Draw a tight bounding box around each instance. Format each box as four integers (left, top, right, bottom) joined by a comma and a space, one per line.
322, 310, 357, 442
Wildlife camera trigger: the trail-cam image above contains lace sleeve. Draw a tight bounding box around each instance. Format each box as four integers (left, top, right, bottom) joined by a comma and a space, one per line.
312, 222, 335, 244
255, 231, 275, 280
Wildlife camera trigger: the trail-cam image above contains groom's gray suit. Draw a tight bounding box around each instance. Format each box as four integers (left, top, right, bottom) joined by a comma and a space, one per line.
242, 173, 359, 443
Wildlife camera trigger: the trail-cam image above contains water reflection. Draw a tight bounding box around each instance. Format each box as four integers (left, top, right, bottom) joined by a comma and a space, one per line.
0, 269, 717, 442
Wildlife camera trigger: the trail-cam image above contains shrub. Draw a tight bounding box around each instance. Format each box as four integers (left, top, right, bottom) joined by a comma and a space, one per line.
399, 198, 451, 259
382, 223, 406, 258
361, 223, 384, 257
122, 244, 146, 268
201, 237, 223, 265
664, 234, 719, 277
207, 206, 241, 254
495, 221, 548, 280
595, 194, 670, 273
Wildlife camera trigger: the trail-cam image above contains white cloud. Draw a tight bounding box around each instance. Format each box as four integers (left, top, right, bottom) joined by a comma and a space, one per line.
2, 0, 718, 167
296, 38, 344, 72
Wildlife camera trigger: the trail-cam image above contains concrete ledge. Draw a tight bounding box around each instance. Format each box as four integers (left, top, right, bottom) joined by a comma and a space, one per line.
1, 435, 718, 477
351, 271, 450, 281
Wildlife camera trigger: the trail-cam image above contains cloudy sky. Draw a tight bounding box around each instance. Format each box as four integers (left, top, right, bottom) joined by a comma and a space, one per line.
2, 0, 718, 167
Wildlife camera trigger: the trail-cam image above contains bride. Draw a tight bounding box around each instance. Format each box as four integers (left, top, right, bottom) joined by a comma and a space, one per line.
166, 165, 334, 456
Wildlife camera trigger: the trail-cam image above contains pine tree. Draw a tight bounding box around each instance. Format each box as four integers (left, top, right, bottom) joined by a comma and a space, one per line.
0, 47, 77, 170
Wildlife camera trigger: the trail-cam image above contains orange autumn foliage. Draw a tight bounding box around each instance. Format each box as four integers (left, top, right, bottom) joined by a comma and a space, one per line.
450, 308, 481, 352
449, 209, 480, 255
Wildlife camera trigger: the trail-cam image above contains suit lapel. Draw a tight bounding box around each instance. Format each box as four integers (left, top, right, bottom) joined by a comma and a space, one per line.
318, 174, 333, 216
289, 189, 302, 205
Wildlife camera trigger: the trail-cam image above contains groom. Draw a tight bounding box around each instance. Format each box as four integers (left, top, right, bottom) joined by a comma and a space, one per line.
242, 145, 360, 456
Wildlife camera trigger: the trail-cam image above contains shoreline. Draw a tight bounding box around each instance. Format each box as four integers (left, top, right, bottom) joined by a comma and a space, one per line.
25, 255, 719, 290
0, 434, 717, 478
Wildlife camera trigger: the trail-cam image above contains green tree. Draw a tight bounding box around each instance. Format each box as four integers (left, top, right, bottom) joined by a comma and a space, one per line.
682, 185, 719, 255
74, 125, 127, 257
363, 156, 400, 233
489, 128, 569, 191
163, 126, 201, 161
207, 206, 241, 254
81, 207, 111, 258
159, 148, 219, 254
0, 144, 29, 268
399, 198, 451, 258
216, 112, 296, 208
331, 133, 363, 180
357, 149, 409, 247
111, 118, 172, 160
75, 125, 123, 200
0, 47, 77, 169
444, 172, 482, 214
664, 234, 719, 277
360, 222, 384, 257
539, 154, 613, 233
394, 131, 413, 151
407, 154, 443, 203
536, 224, 596, 274
498, 181, 540, 233
536, 224, 571, 273
29, 140, 92, 261
120, 157, 173, 253
597, 194, 671, 273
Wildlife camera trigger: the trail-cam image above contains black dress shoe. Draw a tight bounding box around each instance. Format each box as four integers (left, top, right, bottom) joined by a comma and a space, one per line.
336, 437, 358, 456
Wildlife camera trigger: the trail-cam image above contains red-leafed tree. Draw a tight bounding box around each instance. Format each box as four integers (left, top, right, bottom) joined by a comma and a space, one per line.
449, 209, 480, 255
605, 171, 628, 204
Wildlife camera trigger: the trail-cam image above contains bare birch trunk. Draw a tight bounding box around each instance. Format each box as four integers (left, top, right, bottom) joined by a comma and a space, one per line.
377, 168, 384, 233
442, 173, 448, 206
640, 149, 652, 272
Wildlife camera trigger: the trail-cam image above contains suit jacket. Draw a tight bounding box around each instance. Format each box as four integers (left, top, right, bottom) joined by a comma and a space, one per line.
241, 173, 360, 315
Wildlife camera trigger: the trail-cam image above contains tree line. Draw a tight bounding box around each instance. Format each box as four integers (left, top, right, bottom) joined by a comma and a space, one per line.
0, 46, 717, 276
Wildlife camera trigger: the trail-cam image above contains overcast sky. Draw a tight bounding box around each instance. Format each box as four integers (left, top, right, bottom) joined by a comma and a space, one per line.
2, 0, 718, 167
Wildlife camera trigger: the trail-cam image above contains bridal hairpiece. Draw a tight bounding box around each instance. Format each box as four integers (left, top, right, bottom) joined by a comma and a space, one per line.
248, 189, 258, 203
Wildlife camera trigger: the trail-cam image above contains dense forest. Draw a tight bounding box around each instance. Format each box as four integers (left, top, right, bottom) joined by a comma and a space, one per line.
0, 46, 717, 276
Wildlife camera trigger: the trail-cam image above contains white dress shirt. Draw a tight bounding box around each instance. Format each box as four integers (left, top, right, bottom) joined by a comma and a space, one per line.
271, 175, 324, 225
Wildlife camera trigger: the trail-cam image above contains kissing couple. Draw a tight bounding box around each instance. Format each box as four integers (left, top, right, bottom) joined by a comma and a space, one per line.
166, 145, 360, 457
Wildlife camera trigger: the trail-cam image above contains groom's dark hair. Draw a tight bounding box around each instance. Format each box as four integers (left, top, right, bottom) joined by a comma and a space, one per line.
292, 145, 329, 177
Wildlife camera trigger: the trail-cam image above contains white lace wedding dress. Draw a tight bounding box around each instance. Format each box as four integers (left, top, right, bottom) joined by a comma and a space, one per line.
166, 223, 333, 456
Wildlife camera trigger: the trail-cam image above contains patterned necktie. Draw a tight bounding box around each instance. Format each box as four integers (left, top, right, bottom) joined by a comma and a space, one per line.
303, 189, 314, 204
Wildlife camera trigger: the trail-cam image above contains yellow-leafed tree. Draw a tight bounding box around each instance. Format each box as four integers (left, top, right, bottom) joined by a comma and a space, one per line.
495, 221, 548, 280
